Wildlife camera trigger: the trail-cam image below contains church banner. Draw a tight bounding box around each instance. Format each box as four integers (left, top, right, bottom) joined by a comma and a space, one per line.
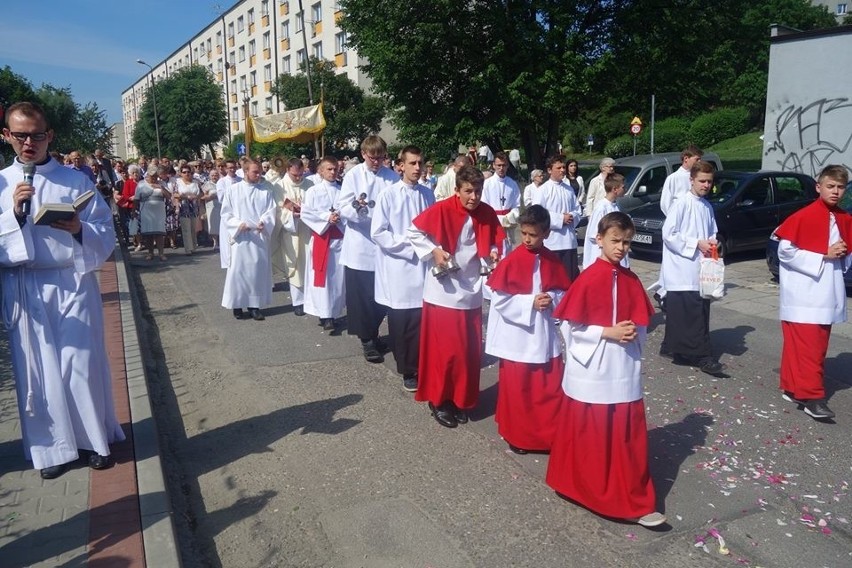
248, 104, 326, 144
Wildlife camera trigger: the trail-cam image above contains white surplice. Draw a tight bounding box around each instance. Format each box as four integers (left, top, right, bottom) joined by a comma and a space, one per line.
217, 173, 242, 269
659, 166, 691, 216
337, 163, 397, 272
482, 173, 521, 250
0, 158, 125, 469
370, 180, 435, 309
484, 257, 564, 364
301, 181, 346, 318
530, 179, 581, 251
661, 191, 717, 292
582, 199, 629, 270
220, 178, 277, 309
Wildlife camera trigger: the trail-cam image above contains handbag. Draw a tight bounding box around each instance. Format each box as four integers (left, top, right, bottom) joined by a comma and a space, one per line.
699, 245, 725, 301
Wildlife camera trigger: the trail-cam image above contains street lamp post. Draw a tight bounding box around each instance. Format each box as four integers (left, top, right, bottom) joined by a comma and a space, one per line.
136, 59, 162, 159
242, 88, 252, 158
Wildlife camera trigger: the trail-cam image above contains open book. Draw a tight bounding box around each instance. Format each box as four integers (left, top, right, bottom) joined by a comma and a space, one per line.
33, 190, 96, 226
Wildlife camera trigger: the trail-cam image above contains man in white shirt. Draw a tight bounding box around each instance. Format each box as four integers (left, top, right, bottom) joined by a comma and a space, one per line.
216, 159, 242, 269
531, 155, 582, 280
482, 151, 521, 252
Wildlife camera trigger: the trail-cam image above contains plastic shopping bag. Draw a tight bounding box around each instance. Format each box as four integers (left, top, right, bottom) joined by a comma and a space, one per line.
699, 245, 725, 300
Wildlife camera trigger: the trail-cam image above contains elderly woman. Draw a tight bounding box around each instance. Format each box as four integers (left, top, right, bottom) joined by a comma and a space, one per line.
174, 165, 201, 255
133, 166, 171, 261
201, 168, 222, 251
522, 168, 544, 207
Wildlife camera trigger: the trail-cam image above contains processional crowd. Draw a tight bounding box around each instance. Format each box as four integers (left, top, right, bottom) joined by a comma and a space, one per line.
2, 100, 850, 530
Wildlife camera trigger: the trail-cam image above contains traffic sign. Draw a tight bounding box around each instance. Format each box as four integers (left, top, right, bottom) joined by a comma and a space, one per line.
237, 143, 246, 155
630, 116, 643, 126
630, 123, 642, 135
587, 134, 594, 147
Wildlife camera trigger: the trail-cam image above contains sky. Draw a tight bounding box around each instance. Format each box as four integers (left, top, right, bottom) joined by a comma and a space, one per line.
1, 0, 230, 125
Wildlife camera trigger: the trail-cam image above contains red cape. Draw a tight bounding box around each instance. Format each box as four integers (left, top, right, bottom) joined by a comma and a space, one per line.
487, 245, 571, 294
412, 196, 505, 258
553, 258, 653, 327
774, 198, 852, 254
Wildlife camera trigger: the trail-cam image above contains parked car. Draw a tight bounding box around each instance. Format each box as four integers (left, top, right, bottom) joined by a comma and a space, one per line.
766, 181, 852, 287
628, 170, 817, 257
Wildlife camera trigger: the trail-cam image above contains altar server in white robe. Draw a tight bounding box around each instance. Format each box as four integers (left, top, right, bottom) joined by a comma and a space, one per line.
583, 173, 629, 270
220, 160, 277, 321
775, 165, 852, 421
371, 146, 435, 392
337, 136, 397, 362
482, 151, 521, 251
485, 205, 571, 453
217, 159, 242, 269
547, 211, 666, 528
531, 155, 582, 280
0, 101, 124, 479
271, 158, 314, 316
660, 161, 723, 376
302, 156, 346, 332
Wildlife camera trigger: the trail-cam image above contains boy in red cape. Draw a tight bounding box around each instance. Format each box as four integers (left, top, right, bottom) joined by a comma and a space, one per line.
485, 204, 571, 453
407, 165, 504, 428
775, 164, 851, 421
546, 211, 666, 527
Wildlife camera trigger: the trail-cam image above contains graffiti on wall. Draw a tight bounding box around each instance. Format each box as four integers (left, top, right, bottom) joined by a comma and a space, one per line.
763, 97, 852, 177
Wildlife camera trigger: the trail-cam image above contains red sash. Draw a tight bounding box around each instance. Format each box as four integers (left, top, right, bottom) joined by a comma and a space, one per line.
312, 225, 343, 287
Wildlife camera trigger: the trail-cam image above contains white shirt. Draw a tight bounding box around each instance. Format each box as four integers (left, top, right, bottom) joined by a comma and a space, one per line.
371, 180, 435, 309
531, 179, 582, 251
583, 199, 629, 270
584, 173, 606, 215
433, 169, 457, 201
337, 163, 397, 271
523, 182, 539, 207
661, 191, 717, 292
660, 166, 692, 216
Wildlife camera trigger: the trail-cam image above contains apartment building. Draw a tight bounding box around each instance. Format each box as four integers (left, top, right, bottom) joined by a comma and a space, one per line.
121, 0, 367, 159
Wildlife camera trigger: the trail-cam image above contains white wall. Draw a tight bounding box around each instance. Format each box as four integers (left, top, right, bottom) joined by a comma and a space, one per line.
762, 26, 852, 177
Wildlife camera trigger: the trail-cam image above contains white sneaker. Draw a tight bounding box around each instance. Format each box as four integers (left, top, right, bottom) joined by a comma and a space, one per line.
636, 512, 667, 527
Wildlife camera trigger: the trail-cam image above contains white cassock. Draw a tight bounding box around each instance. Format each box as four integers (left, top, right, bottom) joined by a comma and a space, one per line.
531, 179, 581, 252
582, 199, 629, 270
220, 179, 277, 309
661, 191, 717, 292
271, 174, 313, 293
482, 173, 521, 251
301, 181, 346, 318
370, 180, 435, 309
0, 158, 125, 469
484, 258, 563, 363
433, 169, 457, 202
216, 174, 242, 269
337, 162, 397, 272
659, 167, 691, 216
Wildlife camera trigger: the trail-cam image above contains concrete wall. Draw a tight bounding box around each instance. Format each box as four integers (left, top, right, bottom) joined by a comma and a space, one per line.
761, 25, 852, 177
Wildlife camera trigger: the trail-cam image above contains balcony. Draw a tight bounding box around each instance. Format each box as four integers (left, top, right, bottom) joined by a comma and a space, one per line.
335, 52, 347, 68
263, 47, 271, 60
217, 45, 222, 54
229, 66, 236, 76
232, 120, 239, 132
335, 10, 343, 23
262, 14, 269, 27
265, 80, 273, 92
280, 38, 290, 51
252, 85, 258, 96
250, 54, 256, 66
314, 21, 323, 36
228, 35, 234, 47
217, 71, 224, 81
279, 1, 289, 16
249, 23, 255, 35
231, 93, 237, 103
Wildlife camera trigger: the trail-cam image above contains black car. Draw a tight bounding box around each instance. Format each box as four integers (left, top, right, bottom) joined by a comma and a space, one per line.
766, 181, 852, 287
628, 171, 817, 257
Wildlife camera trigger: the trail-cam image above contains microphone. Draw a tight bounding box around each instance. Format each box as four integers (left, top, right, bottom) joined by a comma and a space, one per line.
21, 162, 36, 216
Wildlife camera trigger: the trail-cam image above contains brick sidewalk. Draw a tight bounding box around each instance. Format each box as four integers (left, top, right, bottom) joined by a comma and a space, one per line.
0, 246, 178, 567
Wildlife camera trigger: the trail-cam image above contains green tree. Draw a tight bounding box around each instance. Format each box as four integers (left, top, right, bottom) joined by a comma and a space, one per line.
0, 67, 38, 163
133, 65, 228, 159
69, 102, 114, 155
271, 57, 385, 155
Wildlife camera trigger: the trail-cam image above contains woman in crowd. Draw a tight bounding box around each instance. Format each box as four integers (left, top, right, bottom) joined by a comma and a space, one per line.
163, 166, 180, 249
201, 168, 222, 251
566, 158, 586, 203
523, 169, 545, 206
174, 165, 201, 255
134, 166, 170, 261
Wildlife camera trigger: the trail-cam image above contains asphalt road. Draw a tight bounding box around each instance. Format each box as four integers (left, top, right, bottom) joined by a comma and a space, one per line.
130, 245, 852, 568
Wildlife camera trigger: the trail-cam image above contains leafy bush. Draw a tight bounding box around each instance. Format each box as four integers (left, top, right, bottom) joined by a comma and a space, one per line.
690, 107, 749, 148
602, 117, 692, 157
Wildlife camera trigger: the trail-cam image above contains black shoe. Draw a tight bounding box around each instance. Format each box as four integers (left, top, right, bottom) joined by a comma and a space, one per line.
40, 463, 69, 480
508, 444, 528, 455
88, 453, 112, 470
781, 391, 803, 405
322, 318, 335, 331
429, 402, 458, 428
233, 308, 248, 320
658, 346, 674, 360
293, 305, 305, 317
329, 319, 343, 336
698, 358, 725, 376
402, 374, 418, 392
453, 405, 469, 424
249, 308, 265, 321
804, 399, 835, 420
671, 354, 697, 366
362, 340, 384, 363
373, 337, 390, 354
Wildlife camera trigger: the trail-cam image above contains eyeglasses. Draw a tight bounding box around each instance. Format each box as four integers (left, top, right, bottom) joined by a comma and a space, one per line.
7, 131, 49, 142
181, 170, 191, 174
364, 154, 386, 162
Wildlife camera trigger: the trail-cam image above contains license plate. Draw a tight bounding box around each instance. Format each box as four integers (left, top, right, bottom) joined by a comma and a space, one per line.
632, 233, 653, 244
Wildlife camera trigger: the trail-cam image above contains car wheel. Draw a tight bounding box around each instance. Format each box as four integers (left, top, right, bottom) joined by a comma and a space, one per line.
716, 235, 728, 260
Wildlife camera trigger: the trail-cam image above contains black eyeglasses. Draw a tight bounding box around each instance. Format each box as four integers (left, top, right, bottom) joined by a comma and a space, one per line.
7, 131, 49, 142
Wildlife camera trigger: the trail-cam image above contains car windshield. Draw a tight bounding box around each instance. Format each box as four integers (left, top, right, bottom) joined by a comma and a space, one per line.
613, 166, 640, 189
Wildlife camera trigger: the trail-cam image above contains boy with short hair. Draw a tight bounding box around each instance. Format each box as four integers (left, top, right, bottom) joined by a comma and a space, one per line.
407, 165, 504, 428
301, 156, 346, 333
531, 155, 582, 280
660, 160, 724, 376
485, 205, 571, 453
775, 164, 851, 420
371, 146, 435, 392
582, 172, 628, 270
546, 211, 665, 527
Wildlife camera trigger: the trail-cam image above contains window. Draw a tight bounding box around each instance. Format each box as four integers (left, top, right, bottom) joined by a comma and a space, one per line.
238, 46, 246, 62
231, 79, 237, 93
636, 166, 669, 196
207, 38, 212, 52
312, 2, 322, 23
264, 64, 272, 82
774, 176, 809, 204
265, 97, 274, 114
232, 107, 239, 120
237, 16, 245, 33
227, 22, 234, 38
282, 55, 291, 74
250, 71, 257, 87
740, 177, 770, 206
251, 101, 258, 116
216, 31, 222, 47
281, 20, 290, 39
249, 40, 256, 57
335, 31, 346, 54
218, 60, 224, 72
334, 1, 342, 10
248, 8, 255, 25
263, 31, 271, 50
261, 0, 269, 16
193, 47, 199, 60
312, 41, 323, 60
838, 4, 848, 15
229, 51, 236, 65
240, 76, 247, 92
297, 48, 306, 66
296, 11, 304, 32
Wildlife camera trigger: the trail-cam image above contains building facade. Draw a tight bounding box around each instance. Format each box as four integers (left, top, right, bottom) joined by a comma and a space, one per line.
121, 0, 368, 159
